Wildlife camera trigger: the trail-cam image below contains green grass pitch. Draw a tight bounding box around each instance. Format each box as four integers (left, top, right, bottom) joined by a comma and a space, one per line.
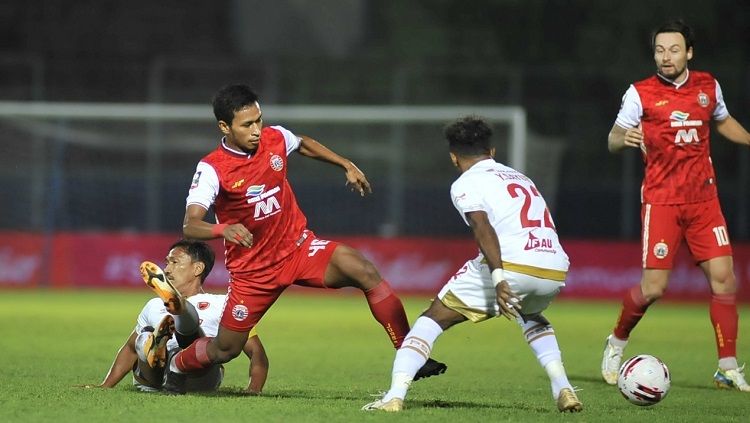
1, 290, 748, 422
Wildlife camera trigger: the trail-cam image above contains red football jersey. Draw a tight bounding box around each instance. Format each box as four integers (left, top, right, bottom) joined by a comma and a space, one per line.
189, 126, 307, 278
624, 71, 725, 205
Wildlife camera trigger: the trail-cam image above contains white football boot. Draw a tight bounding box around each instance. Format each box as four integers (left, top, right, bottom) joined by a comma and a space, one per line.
714, 365, 750, 392
601, 335, 624, 385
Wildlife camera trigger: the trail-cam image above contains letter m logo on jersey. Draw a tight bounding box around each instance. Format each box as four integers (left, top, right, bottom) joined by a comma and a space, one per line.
675, 128, 699, 144
254, 196, 281, 219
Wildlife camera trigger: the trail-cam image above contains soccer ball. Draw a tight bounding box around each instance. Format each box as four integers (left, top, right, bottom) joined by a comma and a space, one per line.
617, 354, 671, 406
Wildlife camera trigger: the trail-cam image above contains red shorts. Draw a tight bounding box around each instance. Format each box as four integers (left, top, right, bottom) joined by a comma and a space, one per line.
641, 198, 732, 269
220, 231, 339, 332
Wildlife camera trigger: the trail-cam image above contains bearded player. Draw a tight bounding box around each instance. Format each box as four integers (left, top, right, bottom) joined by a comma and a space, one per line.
601, 20, 750, 391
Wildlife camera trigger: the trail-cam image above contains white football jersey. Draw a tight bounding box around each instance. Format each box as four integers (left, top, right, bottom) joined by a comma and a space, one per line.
450, 159, 569, 277
135, 293, 226, 351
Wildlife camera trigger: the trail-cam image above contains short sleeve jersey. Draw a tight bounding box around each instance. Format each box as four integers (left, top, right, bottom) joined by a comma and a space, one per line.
135, 293, 227, 351
614, 70, 729, 205
186, 126, 307, 277
450, 159, 569, 273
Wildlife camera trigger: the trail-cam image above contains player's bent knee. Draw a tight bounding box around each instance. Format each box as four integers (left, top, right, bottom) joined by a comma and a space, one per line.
212, 346, 244, 364
358, 260, 381, 283
642, 287, 665, 302
210, 335, 248, 364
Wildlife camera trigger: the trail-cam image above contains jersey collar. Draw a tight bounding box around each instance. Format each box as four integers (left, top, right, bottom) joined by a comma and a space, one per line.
467, 158, 496, 171
656, 68, 690, 89
220, 137, 254, 158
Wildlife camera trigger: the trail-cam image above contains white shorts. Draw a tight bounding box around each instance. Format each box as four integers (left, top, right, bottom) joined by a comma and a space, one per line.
437, 259, 565, 322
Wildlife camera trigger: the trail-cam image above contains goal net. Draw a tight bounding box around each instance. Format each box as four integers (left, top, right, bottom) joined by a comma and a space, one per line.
0, 101, 527, 237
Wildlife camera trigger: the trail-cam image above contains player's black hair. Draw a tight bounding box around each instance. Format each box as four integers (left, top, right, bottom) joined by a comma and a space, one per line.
651, 19, 694, 52
444, 116, 493, 157
169, 239, 215, 284
212, 84, 259, 125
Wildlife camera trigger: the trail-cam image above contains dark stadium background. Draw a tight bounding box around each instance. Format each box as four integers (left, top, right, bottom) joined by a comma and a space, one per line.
1, 0, 749, 298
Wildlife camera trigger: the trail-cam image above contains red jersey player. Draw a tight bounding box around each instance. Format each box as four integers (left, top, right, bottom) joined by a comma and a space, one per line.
161, 84, 445, 393
601, 20, 750, 391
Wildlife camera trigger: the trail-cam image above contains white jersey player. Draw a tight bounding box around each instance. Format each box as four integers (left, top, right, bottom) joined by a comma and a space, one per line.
133, 292, 232, 392
363, 116, 581, 413
85, 240, 268, 394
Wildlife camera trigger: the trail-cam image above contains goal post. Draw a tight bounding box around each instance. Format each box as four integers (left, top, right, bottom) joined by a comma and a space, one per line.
0, 101, 526, 236
0, 101, 527, 168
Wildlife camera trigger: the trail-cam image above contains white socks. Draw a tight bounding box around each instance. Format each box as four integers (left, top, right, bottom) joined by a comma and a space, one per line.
134, 331, 152, 364
521, 320, 572, 398
608, 335, 628, 349
719, 357, 739, 371
383, 316, 443, 401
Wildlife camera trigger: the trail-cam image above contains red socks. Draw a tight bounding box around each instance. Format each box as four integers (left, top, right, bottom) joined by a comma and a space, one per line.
710, 293, 738, 359
364, 280, 410, 349
174, 337, 213, 372
613, 285, 652, 340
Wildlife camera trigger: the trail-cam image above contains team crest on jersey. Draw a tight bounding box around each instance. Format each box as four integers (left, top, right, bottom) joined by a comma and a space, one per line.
190, 171, 202, 189
270, 154, 284, 171
232, 304, 249, 321
653, 241, 669, 259
198, 302, 210, 310
697, 91, 709, 107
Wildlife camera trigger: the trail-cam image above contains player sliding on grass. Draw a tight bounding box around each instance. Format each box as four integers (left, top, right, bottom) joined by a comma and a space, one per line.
161, 84, 446, 394
363, 116, 582, 413
601, 20, 750, 392
84, 240, 268, 394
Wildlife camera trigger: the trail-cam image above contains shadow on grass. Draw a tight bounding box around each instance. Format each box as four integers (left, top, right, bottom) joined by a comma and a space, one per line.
236, 389, 549, 412
130, 388, 551, 412
569, 373, 718, 391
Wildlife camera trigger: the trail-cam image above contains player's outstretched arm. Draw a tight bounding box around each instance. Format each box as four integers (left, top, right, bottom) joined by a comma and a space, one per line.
79, 332, 138, 388
242, 334, 269, 395
297, 135, 372, 196
608, 124, 644, 153
716, 116, 750, 146
182, 204, 253, 247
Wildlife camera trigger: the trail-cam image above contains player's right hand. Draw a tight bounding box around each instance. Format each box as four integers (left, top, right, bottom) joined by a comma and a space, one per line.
224, 224, 254, 248
623, 127, 644, 148
495, 280, 521, 320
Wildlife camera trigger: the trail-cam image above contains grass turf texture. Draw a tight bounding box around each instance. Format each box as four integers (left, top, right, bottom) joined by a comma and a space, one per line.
1, 290, 748, 422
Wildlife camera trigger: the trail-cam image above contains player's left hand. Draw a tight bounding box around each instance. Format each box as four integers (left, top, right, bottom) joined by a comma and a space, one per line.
344, 162, 372, 197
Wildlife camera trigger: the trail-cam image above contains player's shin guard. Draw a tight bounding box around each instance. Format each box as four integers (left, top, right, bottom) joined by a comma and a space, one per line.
711, 293, 738, 360
384, 316, 443, 401
172, 337, 214, 373
613, 285, 652, 340
365, 280, 410, 349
